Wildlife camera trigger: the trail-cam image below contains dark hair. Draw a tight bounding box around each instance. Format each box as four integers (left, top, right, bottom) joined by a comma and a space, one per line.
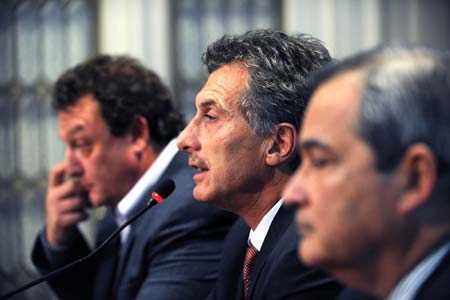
310, 47, 450, 177
202, 29, 332, 136
53, 55, 184, 145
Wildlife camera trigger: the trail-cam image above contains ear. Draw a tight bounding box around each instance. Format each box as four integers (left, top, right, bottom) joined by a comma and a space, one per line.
130, 116, 150, 154
397, 143, 437, 216
265, 123, 297, 167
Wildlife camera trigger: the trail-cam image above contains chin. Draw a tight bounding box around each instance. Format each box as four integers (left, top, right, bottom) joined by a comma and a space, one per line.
192, 190, 208, 203
88, 193, 108, 207
192, 185, 215, 202
299, 241, 324, 267
89, 199, 104, 208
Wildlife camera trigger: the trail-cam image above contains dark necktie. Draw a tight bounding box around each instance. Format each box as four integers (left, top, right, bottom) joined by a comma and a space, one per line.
242, 242, 259, 300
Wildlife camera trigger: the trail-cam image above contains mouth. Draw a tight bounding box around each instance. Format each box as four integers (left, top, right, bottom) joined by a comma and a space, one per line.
189, 158, 209, 183
192, 165, 208, 173
82, 192, 93, 208
296, 219, 314, 237
78, 183, 92, 207
189, 157, 209, 173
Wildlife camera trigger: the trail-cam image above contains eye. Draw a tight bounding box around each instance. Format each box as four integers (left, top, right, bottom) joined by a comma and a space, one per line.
73, 140, 90, 148
311, 157, 331, 168
203, 113, 216, 121
70, 139, 93, 156
305, 150, 335, 169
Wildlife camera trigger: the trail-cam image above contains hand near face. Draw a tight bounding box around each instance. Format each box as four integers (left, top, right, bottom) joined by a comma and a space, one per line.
45, 163, 89, 247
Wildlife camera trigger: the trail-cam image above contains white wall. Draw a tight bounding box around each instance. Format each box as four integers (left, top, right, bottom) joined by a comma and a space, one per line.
282, 0, 380, 58
98, 0, 172, 87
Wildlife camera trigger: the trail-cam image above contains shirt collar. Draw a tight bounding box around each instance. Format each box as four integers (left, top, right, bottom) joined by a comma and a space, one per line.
248, 199, 283, 251
388, 240, 450, 300
115, 139, 178, 221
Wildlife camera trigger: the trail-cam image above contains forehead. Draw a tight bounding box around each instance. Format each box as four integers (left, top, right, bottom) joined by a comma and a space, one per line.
58, 94, 104, 136
301, 71, 364, 145
195, 64, 248, 110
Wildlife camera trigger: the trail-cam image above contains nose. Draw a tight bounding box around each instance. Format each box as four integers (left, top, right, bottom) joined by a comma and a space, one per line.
283, 170, 308, 207
64, 148, 83, 178
176, 120, 200, 153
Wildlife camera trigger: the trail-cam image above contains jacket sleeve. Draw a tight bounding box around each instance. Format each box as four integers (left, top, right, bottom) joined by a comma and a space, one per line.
31, 228, 94, 300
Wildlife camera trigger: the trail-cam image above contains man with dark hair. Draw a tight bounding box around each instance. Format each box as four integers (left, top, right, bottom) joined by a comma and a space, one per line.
177, 29, 342, 300
284, 47, 450, 300
32, 55, 235, 300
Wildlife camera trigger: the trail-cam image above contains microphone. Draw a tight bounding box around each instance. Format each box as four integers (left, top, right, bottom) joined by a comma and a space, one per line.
0, 179, 176, 300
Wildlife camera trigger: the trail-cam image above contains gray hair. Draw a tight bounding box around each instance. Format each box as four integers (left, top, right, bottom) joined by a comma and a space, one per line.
202, 29, 331, 136
312, 47, 450, 175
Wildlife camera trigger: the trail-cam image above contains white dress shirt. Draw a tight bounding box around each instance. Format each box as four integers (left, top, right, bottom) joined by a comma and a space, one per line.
248, 199, 283, 251
388, 240, 450, 300
115, 139, 178, 243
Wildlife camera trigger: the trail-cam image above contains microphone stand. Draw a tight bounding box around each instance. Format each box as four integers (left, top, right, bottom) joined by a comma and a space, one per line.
1, 199, 158, 300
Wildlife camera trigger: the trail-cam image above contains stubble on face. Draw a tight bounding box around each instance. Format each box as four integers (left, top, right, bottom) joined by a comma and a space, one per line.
184, 64, 269, 212
293, 72, 399, 272
58, 95, 141, 208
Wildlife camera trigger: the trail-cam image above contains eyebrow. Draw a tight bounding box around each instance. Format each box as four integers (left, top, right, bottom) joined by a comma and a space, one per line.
300, 138, 334, 153
198, 98, 232, 116
199, 99, 219, 109
63, 125, 85, 138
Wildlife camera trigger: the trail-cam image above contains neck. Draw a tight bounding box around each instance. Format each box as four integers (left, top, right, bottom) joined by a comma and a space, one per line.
332, 225, 450, 298
110, 144, 163, 208
140, 144, 163, 174
239, 174, 289, 230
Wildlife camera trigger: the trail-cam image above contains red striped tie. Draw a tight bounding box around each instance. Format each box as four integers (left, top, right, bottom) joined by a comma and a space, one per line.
242, 243, 259, 300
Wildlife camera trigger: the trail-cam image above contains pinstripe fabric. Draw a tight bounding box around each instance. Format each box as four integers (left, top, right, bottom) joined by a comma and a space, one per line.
388, 242, 450, 300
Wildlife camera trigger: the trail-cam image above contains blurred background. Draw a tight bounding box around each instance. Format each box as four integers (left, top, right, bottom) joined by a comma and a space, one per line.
0, 0, 449, 299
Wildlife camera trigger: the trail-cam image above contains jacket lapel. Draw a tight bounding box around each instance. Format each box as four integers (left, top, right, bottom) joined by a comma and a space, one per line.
247, 205, 295, 300
93, 209, 121, 300
110, 151, 186, 293
113, 228, 136, 289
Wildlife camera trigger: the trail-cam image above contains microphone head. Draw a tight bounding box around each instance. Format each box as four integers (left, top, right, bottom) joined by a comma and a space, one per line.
154, 179, 176, 199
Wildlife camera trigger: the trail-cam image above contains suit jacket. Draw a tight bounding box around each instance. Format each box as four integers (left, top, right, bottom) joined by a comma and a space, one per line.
207, 205, 342, 300
336, 289, 380, 300
32, 151, 236, 300
415, 245, 450, 299
337, 243, 450, 300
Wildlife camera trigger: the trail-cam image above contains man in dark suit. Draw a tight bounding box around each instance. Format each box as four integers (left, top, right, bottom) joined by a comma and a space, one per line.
177, 30, 342, 300
31, 55, 235, 300
283, 47, 450, 300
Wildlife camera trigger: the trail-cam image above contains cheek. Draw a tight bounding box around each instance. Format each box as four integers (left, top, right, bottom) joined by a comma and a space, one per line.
310, 163, 375, 220
85, 146, 129, 182
301, 171, 369, 247
83, 152, 107, 177
208, 135, 250, 173
314, 177, 371, 236
300, 201, 370, 268
312, 200, 353, 250
318, 185, 387, 259
219, 137, 243, 159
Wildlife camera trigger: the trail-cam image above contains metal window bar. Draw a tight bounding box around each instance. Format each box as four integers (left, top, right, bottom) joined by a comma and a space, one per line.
0, 1, 95, 299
